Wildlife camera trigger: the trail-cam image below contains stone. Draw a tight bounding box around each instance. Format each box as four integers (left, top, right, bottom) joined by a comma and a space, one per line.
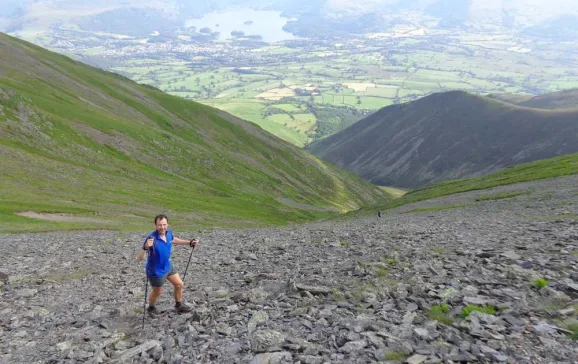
112, 340, 160, 363
339, 340, 366, 354
463, 296, 494, 305
248, 311, 270, 334
500, 251, 521, 260
216, 323, 232, 336
249, 287, 269, 303
413, 328, 429, 340
406, 354, 428, 364
295, 284, 332, 295
16, 289, 37, 298
251, 330, 285, 353
57, 341, 72, 352
533, 324, 557, 335
249, 351, 292, 364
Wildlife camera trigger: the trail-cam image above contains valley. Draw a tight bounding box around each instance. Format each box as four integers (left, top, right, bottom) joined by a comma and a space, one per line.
7, 6, 578, 146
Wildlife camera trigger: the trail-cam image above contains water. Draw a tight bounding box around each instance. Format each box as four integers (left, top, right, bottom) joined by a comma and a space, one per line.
185, 8, 295, 43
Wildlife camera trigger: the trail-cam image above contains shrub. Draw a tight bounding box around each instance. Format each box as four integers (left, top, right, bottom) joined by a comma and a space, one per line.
532, 277, 548, 289
428, 304, 453, 324
461, 304, 496, 318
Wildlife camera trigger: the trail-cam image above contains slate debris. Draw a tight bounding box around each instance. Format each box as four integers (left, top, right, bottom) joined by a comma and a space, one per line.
0, 176, 578, 363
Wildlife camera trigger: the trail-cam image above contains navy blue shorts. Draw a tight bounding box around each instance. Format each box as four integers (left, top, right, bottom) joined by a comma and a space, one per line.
148, 264, 177, 287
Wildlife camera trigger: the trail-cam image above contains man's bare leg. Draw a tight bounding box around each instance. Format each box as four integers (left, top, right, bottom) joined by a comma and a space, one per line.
167, 273, 192, 312
166, 273, 184, 303
149, 287, 162, 305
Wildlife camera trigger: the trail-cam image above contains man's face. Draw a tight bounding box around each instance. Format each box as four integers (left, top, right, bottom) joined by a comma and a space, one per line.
155, 218, 169, 234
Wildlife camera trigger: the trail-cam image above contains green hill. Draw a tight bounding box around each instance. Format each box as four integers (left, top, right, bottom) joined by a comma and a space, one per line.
307, 90, 578, 188
489, 89, 578, 110
0, 33, 389, 233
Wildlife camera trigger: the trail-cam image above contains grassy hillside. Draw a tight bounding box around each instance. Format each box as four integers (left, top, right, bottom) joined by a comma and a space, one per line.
489, 89, 578, 110
307, 90, 578, 188
352, 152, 578, 216
0, 33, 389, 233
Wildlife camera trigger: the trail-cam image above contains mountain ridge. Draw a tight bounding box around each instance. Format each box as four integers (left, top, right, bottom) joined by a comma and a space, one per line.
307, 90, 578, 188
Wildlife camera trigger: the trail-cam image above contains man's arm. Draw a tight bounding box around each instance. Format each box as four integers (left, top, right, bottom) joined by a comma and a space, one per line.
173, 237, 199, 247
136, 237, 154, 260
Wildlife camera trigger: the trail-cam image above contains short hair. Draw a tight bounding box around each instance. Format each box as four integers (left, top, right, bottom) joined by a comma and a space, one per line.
154, 214, 169, 224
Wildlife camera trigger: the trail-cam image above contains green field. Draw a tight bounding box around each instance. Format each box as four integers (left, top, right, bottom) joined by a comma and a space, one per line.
80, 29, 578, 147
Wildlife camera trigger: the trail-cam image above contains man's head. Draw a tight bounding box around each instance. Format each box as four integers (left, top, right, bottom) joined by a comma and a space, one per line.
154, 214, 169, 234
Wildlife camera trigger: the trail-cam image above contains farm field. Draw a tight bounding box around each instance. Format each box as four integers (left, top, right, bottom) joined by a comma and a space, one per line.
69, 31, 578, 146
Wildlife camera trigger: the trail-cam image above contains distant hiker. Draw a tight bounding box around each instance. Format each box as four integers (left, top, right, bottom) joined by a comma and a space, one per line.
137, 214, 199, 318
377, 211, 382, 218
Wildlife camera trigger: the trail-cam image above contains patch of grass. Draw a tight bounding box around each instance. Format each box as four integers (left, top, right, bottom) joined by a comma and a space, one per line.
539, 299, 566, 315
378, 186, 408, 199
375, 268, 389, 278
340, 241, 349, 247
461, 304, 496, 318
331, 288, 346, 301
475, 191, 530, 201
381, 351, 408, 361
405, 204, 467, 214
49, 269, 93, 282
380, 255, 397, 265
431, 246, 446, 255
428, 304, 454, 325
566, 322, 578, 340
532, 277, 549, 289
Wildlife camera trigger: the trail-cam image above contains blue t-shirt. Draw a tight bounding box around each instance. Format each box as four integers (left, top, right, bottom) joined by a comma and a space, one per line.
143, 228, 174, 278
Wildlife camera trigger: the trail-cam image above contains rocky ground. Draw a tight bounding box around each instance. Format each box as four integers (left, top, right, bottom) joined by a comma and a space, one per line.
1, 175, 578, 364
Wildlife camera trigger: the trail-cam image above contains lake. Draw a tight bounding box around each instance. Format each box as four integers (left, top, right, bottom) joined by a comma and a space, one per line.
185, 8, 295, 43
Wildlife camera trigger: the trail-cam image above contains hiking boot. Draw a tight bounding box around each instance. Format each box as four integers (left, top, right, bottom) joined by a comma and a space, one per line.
175, 301, 193, 313
147, 306, 159, 318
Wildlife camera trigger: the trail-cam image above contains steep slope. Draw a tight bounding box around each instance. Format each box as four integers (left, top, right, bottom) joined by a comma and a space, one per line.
489, 89, 578, 110
307, 91, 578, 188
0, 33, 389, 232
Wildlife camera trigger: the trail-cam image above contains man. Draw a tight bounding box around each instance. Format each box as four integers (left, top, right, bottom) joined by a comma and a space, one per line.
137, 214, 199, 317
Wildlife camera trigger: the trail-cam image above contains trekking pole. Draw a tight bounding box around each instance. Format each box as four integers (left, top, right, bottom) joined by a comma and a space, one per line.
142, 272, 149, 330
182, 245, 196, 282
141, 247, 151, 330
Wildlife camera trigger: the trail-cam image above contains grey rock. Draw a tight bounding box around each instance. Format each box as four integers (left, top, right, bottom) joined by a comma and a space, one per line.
413, 328, 429, 340
57, 341, 72, 352
249, 287, 269, 303
16, 288, 37, 298
500, 251, 521, 260
295, 284, 332, 295
296, 355, 324, 364
248, 311, 270, 334
216, 323, 232, 336
251, 330, 285, 353
112, 340, 160, 363
150, 345, 163, 361
406, 354, 428, 364
406, 302, 419, 312
339, 339, 367, 354
533, 323, 557, 335
557, 307, 576, 316
463, 296, 494, 305
249, 351, 292, 364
